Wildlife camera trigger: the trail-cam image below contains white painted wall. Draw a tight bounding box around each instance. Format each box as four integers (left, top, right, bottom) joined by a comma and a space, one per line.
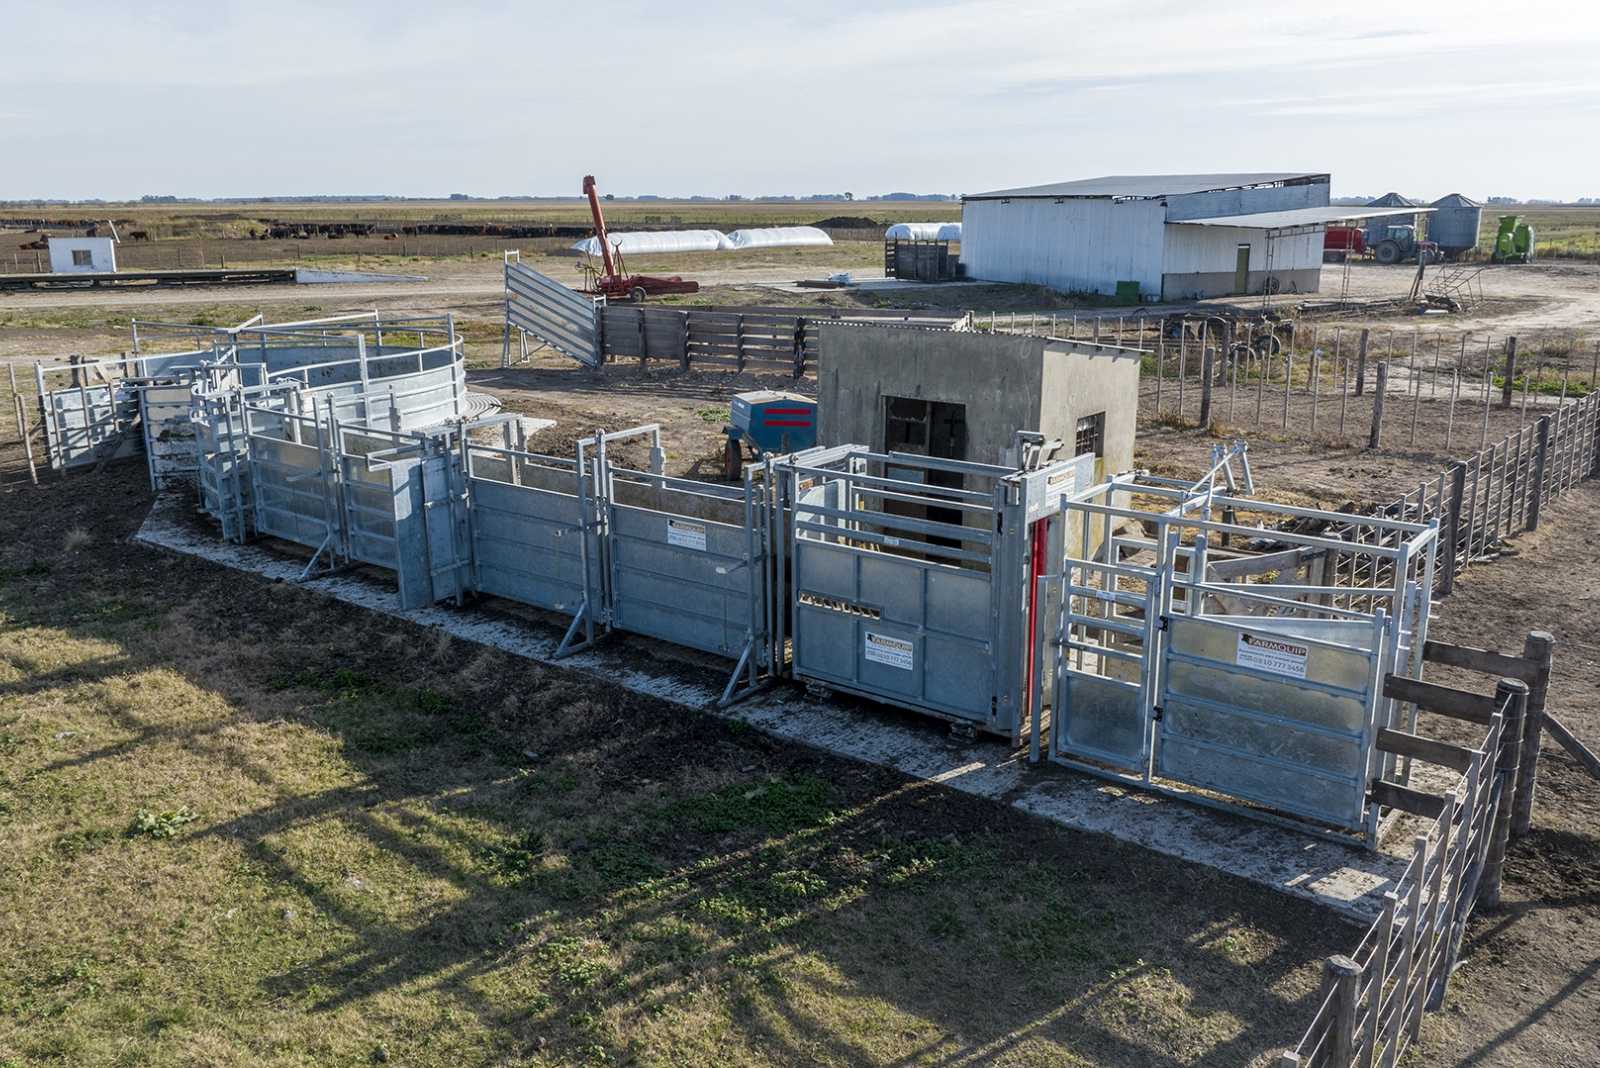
47, 237, 116, 273
960, 198, 1166, 297
1162, 225, 1322, 275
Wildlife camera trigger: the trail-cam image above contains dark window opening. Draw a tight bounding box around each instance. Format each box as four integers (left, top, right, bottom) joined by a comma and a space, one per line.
881, 396, 968, 549
71, 249, 93, 266
1075, 412, 1106, 458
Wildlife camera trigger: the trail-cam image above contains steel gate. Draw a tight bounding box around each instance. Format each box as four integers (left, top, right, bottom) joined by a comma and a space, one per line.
504, 256, 605, 368
1045, 465, 1437, 843
599, 428, 772, 704
780, 445, 1090, 740
464, 437, 605, 655
1155, 611, 1387, 831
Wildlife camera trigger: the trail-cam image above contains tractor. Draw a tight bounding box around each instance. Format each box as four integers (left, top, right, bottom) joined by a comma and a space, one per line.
1371, 224, 1442, 266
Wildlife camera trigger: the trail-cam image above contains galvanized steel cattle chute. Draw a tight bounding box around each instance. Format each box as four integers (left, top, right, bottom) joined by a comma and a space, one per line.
104, 320, 1449, 846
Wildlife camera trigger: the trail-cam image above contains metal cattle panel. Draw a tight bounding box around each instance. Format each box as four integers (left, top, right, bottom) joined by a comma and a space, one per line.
606, 498, 763, 660
140, 382, 199, 489
1156, 614, 1379, 829
420, 451, 470, 602
469, 476, 601, 617
41, 383, 137, 469
791, 486, 994, 724
505, 260, 604, 368
193, 393, 251, 543
248, 434, 337, 550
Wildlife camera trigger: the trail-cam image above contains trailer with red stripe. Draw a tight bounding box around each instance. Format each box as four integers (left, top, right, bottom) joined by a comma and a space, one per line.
724, 390, 818, 478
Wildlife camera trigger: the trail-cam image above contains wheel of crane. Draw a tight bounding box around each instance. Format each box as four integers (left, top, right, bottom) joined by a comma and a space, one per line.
630, 286, 647, 303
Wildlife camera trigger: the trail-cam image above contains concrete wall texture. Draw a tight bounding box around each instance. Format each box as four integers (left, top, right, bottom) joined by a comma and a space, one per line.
816, 325, 1140, 474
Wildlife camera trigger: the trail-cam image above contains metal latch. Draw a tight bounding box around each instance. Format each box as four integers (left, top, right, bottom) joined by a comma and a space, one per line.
1152, 705, 1164, 721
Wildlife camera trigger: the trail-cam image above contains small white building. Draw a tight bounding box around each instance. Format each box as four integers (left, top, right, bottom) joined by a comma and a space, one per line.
48, 236, 117, 274
961, 172, 1356, 301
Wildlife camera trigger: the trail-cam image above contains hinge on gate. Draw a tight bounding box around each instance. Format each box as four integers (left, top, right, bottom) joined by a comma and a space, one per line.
1157, 615, 1170, 632
1152, 705, 1164, 721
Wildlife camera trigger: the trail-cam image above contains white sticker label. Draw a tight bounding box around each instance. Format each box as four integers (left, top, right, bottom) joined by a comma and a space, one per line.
864, 631, 914, 671
1235, 632, 1309, 679
666, 518, 707, 552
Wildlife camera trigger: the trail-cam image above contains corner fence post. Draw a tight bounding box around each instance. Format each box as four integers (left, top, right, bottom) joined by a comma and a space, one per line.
1527, 415, 1550, 530
1482, 678, 1528, 909
1501, 336, 1519, 408
1368, 362, 1388, 449
1355, 328, 1369, 395
1439, 461, 1466, 595
1326, 955, 1361, 1066
1512, 631, 1556, 837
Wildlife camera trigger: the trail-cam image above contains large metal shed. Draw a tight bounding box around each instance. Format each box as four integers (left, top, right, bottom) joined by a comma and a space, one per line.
960, 172, 1336, 300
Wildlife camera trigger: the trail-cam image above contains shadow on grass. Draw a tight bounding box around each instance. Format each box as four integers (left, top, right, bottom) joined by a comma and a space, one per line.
0, 466, 1352, 1067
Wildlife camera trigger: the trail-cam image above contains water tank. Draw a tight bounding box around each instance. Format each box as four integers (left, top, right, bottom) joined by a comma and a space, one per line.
1427, 193, 1483, 258
1363, 192, 1420, 247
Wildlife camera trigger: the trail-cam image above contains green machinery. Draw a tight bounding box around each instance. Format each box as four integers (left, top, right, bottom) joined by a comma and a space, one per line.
1491, 215, 1536, 264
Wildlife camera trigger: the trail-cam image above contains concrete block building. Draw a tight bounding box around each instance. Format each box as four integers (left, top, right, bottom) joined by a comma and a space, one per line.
47, 236, 117, 273
961, 172, 1356, 301
817, 324, 1140, 480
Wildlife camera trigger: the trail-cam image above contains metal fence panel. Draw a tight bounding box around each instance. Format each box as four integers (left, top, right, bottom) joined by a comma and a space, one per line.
1156, 614, 1380, 829
249, 433, 337, 551
505, 260, 603, 367
140, 382, 199, 490
606, 492, 764, 661
469, 475, 600, 617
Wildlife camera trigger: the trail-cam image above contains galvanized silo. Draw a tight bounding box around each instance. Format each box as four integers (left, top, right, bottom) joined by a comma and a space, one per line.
1363, 192, 1420, 246
1427, 193, 1483, 258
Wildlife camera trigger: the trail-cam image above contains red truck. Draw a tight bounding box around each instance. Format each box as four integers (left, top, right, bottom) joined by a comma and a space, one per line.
1323, 226, 1366, 262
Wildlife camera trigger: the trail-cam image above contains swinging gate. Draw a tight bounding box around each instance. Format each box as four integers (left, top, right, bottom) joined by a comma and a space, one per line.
1044, 473, 1436, 843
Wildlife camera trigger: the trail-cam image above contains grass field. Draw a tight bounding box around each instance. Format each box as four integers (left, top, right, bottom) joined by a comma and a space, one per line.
0, 462, 1348, 1068
0, 199, 963, 242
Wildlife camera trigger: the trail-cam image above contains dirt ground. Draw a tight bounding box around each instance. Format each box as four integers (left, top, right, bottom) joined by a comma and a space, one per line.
1, 261, 1598, 1066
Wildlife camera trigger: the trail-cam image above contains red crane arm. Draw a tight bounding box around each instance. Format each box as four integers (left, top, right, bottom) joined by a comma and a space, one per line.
582, 175, 616, 279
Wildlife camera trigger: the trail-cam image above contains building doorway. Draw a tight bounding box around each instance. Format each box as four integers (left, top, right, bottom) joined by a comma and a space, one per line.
1234, 243, 1251, 294
882, 396, 968, 547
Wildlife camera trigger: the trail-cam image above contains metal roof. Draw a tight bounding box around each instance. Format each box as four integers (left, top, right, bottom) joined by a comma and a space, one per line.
1430, 192, 1481, 208
966, 172, 1328, 201
1170, 205, 1437, 231
1366, 192, 1420, 208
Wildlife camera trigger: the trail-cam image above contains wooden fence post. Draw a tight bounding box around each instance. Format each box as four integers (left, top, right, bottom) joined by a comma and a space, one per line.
1527, 415, 1550, 529
1327, 955, 1361, 1066
1512, 631, 1556, 837
1355, 328, 1370, 396
1199, 345, 1214, 426
1440, 462, 1466, 594
1481, 679, 1528, 909
1368, 362, 1388, 448
1501, 336, 1519, 408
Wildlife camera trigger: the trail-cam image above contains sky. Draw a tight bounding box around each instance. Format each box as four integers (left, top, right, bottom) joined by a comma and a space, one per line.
4, 0, 1600, 203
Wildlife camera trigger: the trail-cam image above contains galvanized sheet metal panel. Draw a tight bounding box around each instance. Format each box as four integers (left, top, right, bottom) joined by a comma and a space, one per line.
469, 476, 600, 615
505, 260, 603, 367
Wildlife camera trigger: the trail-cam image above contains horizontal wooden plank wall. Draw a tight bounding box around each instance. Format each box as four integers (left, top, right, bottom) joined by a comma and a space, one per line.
599, 305, 969, 376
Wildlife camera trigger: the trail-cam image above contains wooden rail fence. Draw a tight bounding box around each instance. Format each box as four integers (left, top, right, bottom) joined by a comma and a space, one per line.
1281, 633, 1600, 1066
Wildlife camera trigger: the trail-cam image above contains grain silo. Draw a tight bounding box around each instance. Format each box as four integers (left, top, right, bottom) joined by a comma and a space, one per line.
1426, 194, 1483, 259
1362, 192, 1421, 246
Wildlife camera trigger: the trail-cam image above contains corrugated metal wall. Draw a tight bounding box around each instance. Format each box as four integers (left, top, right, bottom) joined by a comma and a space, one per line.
1163, 180, 1328, 221
960, 198, 1166, 297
